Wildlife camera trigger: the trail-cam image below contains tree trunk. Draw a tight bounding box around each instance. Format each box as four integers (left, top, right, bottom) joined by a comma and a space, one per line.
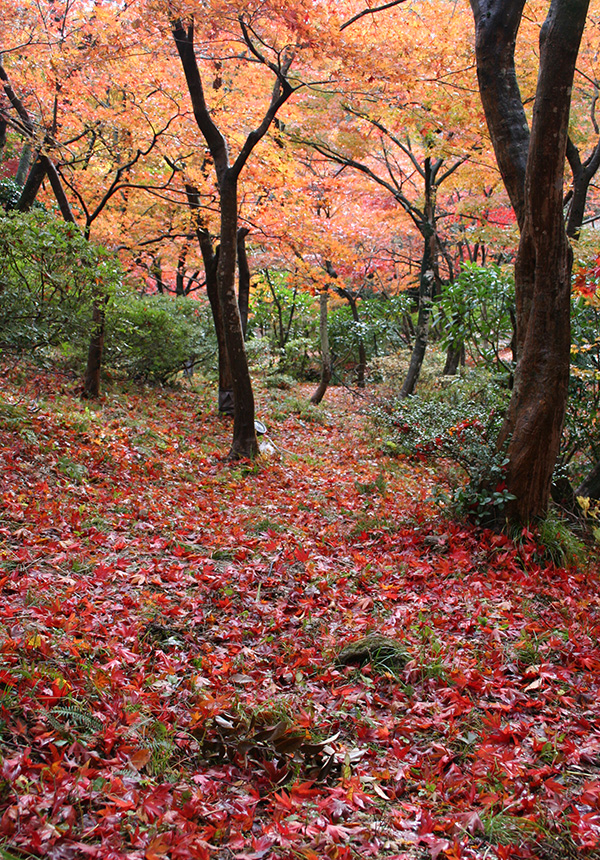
494, 0, 590, 522
237, 227, 250, 340
219, 173, 257, 458
15, 143, 32, 186
565, 135, 600, 240
16, 156, 47, 211
470, 0, 529, 229
400, 159, 440, 398
82, 298, 106, 399
184, 184, 234, 415
576, 460, 600, 501
311, 289, 332, 405
346, 294, 366, 388
443, 340, 464, 375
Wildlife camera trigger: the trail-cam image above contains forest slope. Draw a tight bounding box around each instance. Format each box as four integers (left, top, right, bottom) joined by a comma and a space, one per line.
0, 364, 599, 859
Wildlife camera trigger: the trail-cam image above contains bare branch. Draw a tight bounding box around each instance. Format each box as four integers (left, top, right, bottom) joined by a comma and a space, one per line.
340, 0, 409, 31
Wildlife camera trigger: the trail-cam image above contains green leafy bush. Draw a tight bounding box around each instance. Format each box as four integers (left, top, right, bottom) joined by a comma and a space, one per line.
328, 293, 413, 377
247, 273, 318, 379
104, 294, 216, 384
0, 210, 120, 357
376, 371, 513, 522
437, 263, 515, 379
0, 178, 24, 210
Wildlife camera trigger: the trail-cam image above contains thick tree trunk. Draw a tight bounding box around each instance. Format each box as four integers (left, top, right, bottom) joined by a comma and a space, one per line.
311, 290, 332, 405
470, 0, 529, 228
237, 227, 250, 340
494, 0, 590, 522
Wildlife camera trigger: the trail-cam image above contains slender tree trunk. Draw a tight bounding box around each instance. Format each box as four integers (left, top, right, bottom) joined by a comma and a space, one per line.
443, 340, 464, 375
237, 226, 250, 339
15, 143, 32, 186
400, 233, 438, 397
346, 294, 366, 388
311, 290, 332, 405
82, 297, 107, 399
400, 159, 439, 398
565, 136, 600, 240
184, 184, 234, 414
219, 173, 257, 458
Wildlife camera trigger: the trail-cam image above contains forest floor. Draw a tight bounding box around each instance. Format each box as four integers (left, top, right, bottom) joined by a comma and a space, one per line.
0, 361, 600, 860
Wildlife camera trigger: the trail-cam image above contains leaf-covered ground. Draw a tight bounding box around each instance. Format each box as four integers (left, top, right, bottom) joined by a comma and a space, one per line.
1, 363, 600, 860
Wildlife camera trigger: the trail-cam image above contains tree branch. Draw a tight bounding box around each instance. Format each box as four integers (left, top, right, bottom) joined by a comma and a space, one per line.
340, 0, 409, 31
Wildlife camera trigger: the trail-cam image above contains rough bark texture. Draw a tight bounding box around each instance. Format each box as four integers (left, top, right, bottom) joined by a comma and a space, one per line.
311, 290, 332, 405
470, 0, 529, 228
471, 0, 589, 522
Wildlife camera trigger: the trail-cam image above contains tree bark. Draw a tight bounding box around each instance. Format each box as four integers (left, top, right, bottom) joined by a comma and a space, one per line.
82, 297, 107, 399
172, 17, 295, 457
16, 156, 47, 211
490, 0, 590, 522
400, 159, 439, 398
311, 289, 332, 405
237, 226, 250, 339
15, 143, 32, 186
576, 460, 600, 501
219, 172, 258, 457
470, 0, 529, 228
565, 135, 600, 240
185, 184, 234, 414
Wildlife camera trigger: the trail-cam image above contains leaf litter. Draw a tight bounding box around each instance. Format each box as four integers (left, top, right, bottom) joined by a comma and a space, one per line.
0, 366, 599, 859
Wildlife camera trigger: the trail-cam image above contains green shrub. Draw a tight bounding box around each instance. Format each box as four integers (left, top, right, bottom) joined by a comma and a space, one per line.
248, 272, 319, 379
0, 178, 23, 210
376, 371, 513, 522
0, 210, 120, 358
104, 294, 216, 384
328, 293, 413, 380
437, 263, 515, 379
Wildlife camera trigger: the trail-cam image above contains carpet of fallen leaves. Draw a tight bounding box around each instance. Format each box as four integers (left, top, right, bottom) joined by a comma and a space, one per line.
1, 362, 600, 860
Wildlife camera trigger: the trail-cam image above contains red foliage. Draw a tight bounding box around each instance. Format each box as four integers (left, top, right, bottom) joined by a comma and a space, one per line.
0, 365, 599, 859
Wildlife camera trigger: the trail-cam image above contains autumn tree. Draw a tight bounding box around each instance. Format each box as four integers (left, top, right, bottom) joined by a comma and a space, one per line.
470, 0, 591, 522
170, 12, 299, 458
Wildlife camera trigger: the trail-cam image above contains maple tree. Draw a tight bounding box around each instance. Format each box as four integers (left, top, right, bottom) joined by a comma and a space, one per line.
469, 0, 591, 522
